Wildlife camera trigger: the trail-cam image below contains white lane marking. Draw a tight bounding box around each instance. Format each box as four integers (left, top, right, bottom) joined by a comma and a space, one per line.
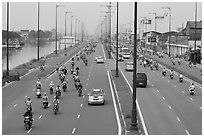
77, 115, 80, 119
13, 104, 17, 107
85, 88, 86, 91
162, 97, 165, 100
190, 98, 193, 101
48, 104, 50, 107
87, 78, 89, 81
147, 80, 149, 82
72, 128, 76, 134
185, 130, 190, 135
181, 91, 185, 93
39, 115, 42, 119
177, 117, 181, 122
80, 104, 83, 107
162, 77, 164, 79
168, 106, 172, 109
107, 71, 122, 135
86, 83, 88, 85
200, 107, 202, 110
120, 70, 148, 135
27, 128, 32, 133
157, 90, 159, 93
152, 84, 154, 86
168, 81, 170, 83
102, 43, 107, 60
174, 85, 177, 87
24, 96, 27, 98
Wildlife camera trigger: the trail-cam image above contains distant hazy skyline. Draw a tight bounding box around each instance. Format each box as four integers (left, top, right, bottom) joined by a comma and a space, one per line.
1, 1, 202, 35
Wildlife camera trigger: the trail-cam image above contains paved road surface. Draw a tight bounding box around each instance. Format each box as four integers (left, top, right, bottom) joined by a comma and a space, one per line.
2, 43, 118, 135
110, 51, 202, 135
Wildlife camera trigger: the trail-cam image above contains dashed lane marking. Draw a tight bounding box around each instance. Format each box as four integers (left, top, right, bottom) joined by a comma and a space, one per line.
72, 128, 76, 134
200, 107, 202, 110
157, 90, 159, 93
87, 78, 89, 81
86, 83, 88, 85
162, 97, 165, 100
85, 88, 86, 91
168, 106, 172, 109
190, 98, 193, 101
168, 81, 170, 83
24, 96, 27, 98
181, 91, 185, 93
77, 115, 80, 119
174, 85, 177, 87
27, 128, 32, 133
39, 115, 42, 119
80, 104, 83, 107
185, 130, 190, 135
13, 104, 17, 107
177, 117, 180, 122
48, 104, 50, 107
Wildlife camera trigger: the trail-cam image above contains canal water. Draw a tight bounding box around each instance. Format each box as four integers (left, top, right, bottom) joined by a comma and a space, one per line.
2, 41, 63, 71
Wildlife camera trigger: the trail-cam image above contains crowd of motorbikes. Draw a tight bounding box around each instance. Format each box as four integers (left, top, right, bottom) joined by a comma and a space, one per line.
138, 55, 196, 96
22, 42, 96, 130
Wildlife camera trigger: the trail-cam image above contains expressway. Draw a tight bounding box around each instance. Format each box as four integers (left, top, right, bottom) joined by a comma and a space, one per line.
110, 51, 202, 135
2, 43, 119, 135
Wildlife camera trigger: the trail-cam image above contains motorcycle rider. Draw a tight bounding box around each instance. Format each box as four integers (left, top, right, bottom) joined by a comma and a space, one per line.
178, 73, 183, 82
62, 81, 67, 92
23, 109, 33, 126
49, 81, 54, 94
36, 79, 42, 90
189, 83, 195, 94
170, 69, 174, 79
55, 85, 61, 98
53, 96, 59, 110
75, 66, 79, 75
162, 67, 167, 76
42, 93, 48, 107
25, 97, 32, 112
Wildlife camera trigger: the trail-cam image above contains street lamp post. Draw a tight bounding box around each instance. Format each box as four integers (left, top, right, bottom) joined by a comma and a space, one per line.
78, 19, 80, 44
37, 2, 40, 60
75, 18, 78, 45
65, 11, 72, 50
6, 2, 9, 76
162, 7, 171, 57
55, 4, 64, 54
115, 2, 119, 77
194, 2, 197, 66
131, 2, 138, 128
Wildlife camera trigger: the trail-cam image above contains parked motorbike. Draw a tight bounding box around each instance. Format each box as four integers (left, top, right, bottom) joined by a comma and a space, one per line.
53, 104, 59, 115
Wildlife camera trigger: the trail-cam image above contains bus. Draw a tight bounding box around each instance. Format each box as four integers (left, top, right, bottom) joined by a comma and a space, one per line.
122, 47, 131, 59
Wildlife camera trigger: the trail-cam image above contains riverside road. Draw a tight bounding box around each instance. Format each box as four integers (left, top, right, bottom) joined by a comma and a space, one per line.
2, 42, 202, 135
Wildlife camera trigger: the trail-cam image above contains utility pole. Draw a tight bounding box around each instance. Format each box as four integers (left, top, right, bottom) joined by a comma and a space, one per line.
6, 2, 9, 76
37, 2, 40, 60
131, 2, 138, 128
108, 2, 112, 59
75, 18, 78, 45
78, 20, 80, 44
115, 2, 119, 77
194, 2, 197, 66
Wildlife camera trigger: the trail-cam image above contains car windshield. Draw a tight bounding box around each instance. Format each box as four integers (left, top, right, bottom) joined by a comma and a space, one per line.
137, 73, 147, 79
98, 56, 102, 59
90, 89, 104, 95
127, 62, 133, 65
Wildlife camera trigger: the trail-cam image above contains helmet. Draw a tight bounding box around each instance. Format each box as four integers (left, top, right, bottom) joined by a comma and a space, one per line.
44, 93, 47, 95
50, 81, 53, 83
27, 97, 30, 100
57, 85, 60, 87
191, 83, 194, 85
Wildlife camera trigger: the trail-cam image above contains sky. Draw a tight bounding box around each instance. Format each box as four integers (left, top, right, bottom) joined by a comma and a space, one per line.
1, 0, 202, 35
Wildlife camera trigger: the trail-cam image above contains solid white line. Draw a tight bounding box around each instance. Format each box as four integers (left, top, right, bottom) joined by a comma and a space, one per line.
120, 70, 148, 135
177, 117, 180, 122
13, 104, 17, 107
27, 128, 32, 133
102, 43, 107, 60
72, 128, 76, 134
152, 84, 154, 86
39, 115, 42, 119
77, 115, 80, 119
107, 70, 122, 135
185, 130, 190, 135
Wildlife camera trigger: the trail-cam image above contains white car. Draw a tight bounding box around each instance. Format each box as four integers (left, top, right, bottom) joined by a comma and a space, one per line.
122, 54, 131, 59
125, 62, 133, 71
88, 89, 105, 105
96, 56, 104, 63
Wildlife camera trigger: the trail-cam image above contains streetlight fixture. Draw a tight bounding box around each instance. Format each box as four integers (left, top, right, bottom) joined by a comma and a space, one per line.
65, 11, 72, 50
55, 4, 64, 54
162, 6, 171, 57
149, 12, 157, 32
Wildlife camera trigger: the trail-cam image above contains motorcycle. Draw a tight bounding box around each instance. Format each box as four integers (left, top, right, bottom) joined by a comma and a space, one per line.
43, 101, 49, 109
50, 86, 54, 94
178, 61, 181, 65
26, 105, 32, 113
155, 64, 159, 70
56, 91, 61, 99
162, 71, 166, 76
78, 87, 82, 97
62, 83, 67, 92
24, 116, 32, 130
150, 65, 153, 70
53, 104, 59, 115
36, 89, 42, 98
170, 74, 173, 79
179, 77, 183, 82
189, 89, 194, 95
